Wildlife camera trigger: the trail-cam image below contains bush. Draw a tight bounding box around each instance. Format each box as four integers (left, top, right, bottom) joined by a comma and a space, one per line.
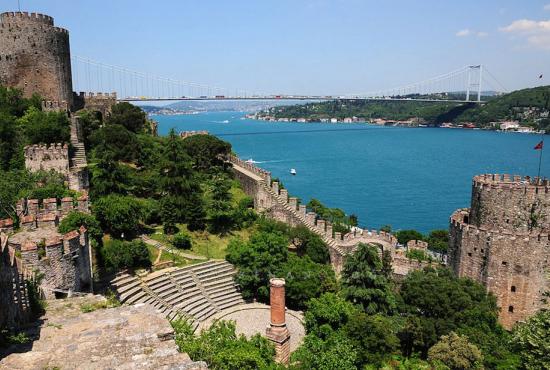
101, 239, 151, 270
171, 319, 276, 370
395, 229, 424, 245
172, 232, 192, 250
58, 211, 102, 242
19, 107, 70, 145
93, 195, 143, 239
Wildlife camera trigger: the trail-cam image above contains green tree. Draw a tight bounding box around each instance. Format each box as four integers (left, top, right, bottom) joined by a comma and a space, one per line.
303, 292, 358, 336
289, 225, 330, 264
107, 102, 148, 133
171, 319, 277, 370
58, 211, 102, 243
90, 124, 141, 163
207, 174, 235, 235
18, 107, 70, 145
226, 230, 289, 302
343, 313, 401, 367
76, 110, 102, 150
427, 229, 449, 253
398, 268, 507, 362
93, 194, 143, 239
172, 231, 192, 250
428, 332, 484, 370
395, 229, 424, 245
101, 239, 151, 270
292, 330, 358, 370
511, 309, 550, 370
0, 113, 23, 170
181, 134, 231, 173
277, 255, 336, 310
89, 152, 130, 197
341, 243, 396, 314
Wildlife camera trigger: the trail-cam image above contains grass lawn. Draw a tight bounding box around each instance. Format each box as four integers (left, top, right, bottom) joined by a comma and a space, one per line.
150, 224, 253, 260
145, 243, 196, 267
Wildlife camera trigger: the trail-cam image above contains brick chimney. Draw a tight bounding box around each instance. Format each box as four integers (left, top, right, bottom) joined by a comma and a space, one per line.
266, 278, 291, 364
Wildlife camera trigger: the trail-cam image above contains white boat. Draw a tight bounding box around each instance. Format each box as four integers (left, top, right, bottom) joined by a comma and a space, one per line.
222, 120, 229, 123
290, 168, 297, 175
245, 159, 254, 164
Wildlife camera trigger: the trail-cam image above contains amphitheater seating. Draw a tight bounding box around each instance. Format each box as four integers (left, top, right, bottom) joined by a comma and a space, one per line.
110, 260, 245, 329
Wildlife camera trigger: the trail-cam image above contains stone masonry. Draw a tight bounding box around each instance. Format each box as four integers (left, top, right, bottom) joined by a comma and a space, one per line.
449, 174, 550, 329
0, 12, 73, 107
229, 155, 439, 276
4, 196, 92, 298
0, 233, 36, 330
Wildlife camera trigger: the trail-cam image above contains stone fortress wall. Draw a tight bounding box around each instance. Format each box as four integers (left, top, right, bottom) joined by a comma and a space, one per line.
0, 196, 92, 300
0, 232, 36, 330
24, 143, 69, 174
0, 12, 73, 107
229, 155, 436, 275
449, 174, 550, 329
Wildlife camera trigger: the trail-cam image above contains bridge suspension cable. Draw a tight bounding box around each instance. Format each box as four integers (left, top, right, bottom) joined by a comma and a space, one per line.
71, 55, 506, 103
71, 55, 256, 100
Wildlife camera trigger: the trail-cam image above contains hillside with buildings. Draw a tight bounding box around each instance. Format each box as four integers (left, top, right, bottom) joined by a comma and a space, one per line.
255, 86, 550, 131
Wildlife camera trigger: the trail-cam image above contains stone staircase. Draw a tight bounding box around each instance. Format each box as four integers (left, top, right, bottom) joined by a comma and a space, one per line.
110, 261, 244, 331
258, 178, 346, 256
69, 118, 87, 169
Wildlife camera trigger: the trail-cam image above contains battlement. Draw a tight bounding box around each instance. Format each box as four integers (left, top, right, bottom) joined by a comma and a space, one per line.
42, 100, 69, 112
473, 173, 550, 192
450, 209, 550, 240
24, 143, 69, 174
0, 12, 54, 26
76, 91, 118, 100
17, 195, 89, 221
19, 227, 88, 262
406, 239, 429, 250
229, 155, 271, 182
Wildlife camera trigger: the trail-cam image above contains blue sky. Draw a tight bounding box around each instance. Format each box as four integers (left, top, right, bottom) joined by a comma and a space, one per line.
2, 0, 549, 95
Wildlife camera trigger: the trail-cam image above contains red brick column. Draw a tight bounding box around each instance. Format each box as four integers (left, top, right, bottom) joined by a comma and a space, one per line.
266, 278, 291, 364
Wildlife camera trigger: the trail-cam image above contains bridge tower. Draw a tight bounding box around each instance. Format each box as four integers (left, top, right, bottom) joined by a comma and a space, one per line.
465, 65, 483, 102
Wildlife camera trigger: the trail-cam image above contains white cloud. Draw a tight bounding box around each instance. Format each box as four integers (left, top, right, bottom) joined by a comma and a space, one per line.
455, 29, 488, 38
500, 19, 550, 50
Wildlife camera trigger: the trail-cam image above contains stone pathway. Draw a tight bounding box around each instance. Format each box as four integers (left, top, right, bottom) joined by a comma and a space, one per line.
198, 302, 305, 353
0, 295, 207, 370
141, 235, 208, 261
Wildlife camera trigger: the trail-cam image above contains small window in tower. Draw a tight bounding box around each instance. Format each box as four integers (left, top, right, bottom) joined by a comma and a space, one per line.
468, 253, 472, 257
502, 261, 508, 266
474, 247, 477, 251
511, 286, 516, 292
508, 306, 514, 313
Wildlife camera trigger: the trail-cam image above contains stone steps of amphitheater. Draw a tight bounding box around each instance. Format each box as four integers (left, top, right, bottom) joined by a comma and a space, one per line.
111, 260, 244, 329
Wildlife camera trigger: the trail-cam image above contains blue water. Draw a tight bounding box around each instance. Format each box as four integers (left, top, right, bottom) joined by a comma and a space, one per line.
154, 112, 548, 233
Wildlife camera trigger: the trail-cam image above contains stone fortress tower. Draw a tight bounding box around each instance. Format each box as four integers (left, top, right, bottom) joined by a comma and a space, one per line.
449, 174, 550, 329
0, 12, 73, 108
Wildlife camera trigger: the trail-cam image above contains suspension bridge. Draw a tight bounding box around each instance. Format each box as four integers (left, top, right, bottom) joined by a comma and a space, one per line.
71, 56, 507, 104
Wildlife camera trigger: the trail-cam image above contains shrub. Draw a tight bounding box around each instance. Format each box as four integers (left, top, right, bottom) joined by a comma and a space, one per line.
58, 211, 102, 242
101, 239, 151, 270
172, 232, 192, 250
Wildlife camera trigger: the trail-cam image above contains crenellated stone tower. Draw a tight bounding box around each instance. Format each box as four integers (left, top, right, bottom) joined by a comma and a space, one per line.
0, 11, 73, 108
449, 174, 550, 329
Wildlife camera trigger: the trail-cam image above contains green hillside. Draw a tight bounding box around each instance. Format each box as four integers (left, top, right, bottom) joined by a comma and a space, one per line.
260, 85, 550, 129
